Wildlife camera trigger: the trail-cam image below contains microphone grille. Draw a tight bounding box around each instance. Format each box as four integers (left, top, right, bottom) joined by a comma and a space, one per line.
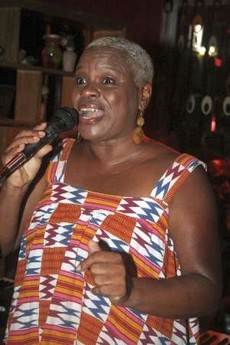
54, 107, 79, 132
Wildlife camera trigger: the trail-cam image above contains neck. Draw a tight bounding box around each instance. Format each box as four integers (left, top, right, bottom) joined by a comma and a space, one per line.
80, 137, 144, 169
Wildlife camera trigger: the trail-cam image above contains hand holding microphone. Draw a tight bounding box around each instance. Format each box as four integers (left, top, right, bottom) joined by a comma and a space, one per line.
0, 107, 79, 183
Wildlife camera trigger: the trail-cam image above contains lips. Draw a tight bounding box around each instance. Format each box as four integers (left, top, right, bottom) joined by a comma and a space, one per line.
77, 105, 104, 123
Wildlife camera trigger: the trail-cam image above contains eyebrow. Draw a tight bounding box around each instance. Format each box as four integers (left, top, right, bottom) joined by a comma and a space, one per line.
75, 63, 128, 75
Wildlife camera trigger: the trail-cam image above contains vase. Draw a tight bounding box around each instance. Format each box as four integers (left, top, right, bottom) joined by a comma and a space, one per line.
41, 34, 62, 69
62, 46, 77, 72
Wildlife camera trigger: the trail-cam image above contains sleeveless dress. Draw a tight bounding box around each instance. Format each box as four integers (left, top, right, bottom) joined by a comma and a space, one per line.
5, 138, 206, 345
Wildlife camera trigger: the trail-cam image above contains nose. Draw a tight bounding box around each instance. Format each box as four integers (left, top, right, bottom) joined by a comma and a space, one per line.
79, 82, 100, 98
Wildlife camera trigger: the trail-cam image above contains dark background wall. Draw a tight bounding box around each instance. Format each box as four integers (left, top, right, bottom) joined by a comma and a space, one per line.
53, 0, 166, 138
54, 0, 164, 47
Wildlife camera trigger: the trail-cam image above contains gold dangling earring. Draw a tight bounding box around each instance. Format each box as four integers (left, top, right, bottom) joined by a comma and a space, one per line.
132, 110, 145, 144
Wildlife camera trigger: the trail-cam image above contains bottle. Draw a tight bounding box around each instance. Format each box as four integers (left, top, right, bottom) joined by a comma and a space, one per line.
41, 34, 62, 69
62, 46, 77, 72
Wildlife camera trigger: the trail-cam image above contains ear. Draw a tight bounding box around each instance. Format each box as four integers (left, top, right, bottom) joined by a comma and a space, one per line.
139, 83, 152, 111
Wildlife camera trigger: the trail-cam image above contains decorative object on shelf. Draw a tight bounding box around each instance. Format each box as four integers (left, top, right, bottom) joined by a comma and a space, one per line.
18, 49, 38, 66
18, 49, 26, 63
41, 34, 62, 69
62, 46, 77, 72
60, 34, 75, 50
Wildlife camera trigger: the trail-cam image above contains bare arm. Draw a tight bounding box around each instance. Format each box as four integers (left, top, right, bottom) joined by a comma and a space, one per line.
79, 167, 222, 318
0, 124, 52, 257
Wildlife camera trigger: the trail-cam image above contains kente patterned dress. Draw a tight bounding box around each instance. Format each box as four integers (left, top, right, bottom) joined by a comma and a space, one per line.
5, 138, 205, 345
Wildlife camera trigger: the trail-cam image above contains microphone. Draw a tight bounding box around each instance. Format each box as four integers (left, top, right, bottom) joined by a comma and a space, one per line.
0, 107, 79, 180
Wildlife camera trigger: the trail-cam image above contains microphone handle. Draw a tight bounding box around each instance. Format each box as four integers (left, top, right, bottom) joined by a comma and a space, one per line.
0, 126, 57, 180
20, 125, 57, 159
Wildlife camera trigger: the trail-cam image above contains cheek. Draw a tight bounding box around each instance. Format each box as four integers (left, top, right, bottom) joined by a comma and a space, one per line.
71, 88, 80, 105
107, 89, 133, 109
71, 89, 75, 101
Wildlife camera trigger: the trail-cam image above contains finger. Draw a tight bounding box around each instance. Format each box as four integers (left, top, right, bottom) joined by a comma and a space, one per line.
3, 124, 48, 158
78, 250, 123, 272
77, 240, 101, 271
2, 137, 44, 165
13, 124, 47, 140
33, 122, 47, 131
77, 240, 123, 273
90, 260, 124, 275
92, 281, 126, 301
5, 129, 45, 152
88, 240, 101, 254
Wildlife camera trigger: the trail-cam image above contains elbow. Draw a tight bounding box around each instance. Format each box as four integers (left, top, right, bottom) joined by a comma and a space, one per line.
211, 270, 224, 313
186, 273, 223, 318
200, 278, 223, 317
211, 282, 223, 314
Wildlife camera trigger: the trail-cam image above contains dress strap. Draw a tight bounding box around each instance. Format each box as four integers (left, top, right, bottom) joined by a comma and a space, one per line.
45, 138, 75, 183
150, 153, 206, 204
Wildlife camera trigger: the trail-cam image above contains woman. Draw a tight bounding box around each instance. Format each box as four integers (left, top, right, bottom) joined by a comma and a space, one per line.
0, 37, 222, 344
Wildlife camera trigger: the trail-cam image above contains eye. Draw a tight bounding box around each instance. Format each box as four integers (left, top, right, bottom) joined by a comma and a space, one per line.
102, 77, 116, 85
75, 77, 86, 86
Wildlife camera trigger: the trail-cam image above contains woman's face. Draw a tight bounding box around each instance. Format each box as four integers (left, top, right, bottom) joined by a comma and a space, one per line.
71, 46, 141, 143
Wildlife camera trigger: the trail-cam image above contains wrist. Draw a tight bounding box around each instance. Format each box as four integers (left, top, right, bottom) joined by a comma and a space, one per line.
1, 180, 29, 196
110, 277, 135, 306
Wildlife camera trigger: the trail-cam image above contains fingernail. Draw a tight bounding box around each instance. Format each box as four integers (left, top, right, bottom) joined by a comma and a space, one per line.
76, 264, 81, 271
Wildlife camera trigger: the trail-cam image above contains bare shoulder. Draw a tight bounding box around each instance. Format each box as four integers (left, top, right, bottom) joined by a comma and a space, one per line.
147, 140, 210, 199
143, 139, 181, 171
143, 139, 210, 195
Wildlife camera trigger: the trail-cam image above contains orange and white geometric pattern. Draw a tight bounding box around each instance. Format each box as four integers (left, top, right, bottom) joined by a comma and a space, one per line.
5, 139, 205, 344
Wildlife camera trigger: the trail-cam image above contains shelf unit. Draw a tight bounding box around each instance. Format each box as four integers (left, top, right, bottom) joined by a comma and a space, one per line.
0, 0, 126, 154
0, 4, 126, 327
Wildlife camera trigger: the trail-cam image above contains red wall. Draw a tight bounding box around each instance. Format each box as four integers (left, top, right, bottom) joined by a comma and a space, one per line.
55, 0, 163, 46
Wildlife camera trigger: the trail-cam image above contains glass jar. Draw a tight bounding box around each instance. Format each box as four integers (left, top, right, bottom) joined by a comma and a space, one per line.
41, 34, 62, 69
62, 46, 77, 72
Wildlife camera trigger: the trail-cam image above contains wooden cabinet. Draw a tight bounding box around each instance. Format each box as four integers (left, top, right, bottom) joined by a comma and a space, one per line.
0, 0, 125, 153
0, 3, 125, 319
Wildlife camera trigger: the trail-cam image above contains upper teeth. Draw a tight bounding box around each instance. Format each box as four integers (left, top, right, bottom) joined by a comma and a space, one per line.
80, 107, 99, 112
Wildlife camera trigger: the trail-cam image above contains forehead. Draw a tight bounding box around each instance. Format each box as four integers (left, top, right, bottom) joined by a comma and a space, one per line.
77, 46, 132, 74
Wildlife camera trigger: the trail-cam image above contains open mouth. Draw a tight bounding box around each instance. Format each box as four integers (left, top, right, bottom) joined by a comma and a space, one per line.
78, 106, 104, 122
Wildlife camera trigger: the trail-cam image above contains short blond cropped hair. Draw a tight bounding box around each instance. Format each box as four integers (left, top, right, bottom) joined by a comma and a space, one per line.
87, 37, 154, 88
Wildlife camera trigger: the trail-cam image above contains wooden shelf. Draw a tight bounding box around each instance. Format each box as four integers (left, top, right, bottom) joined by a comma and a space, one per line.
0, 118, 33, 127
0, 0, 125, 28
0, 1, 125, 156
0, 62, 75, 77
